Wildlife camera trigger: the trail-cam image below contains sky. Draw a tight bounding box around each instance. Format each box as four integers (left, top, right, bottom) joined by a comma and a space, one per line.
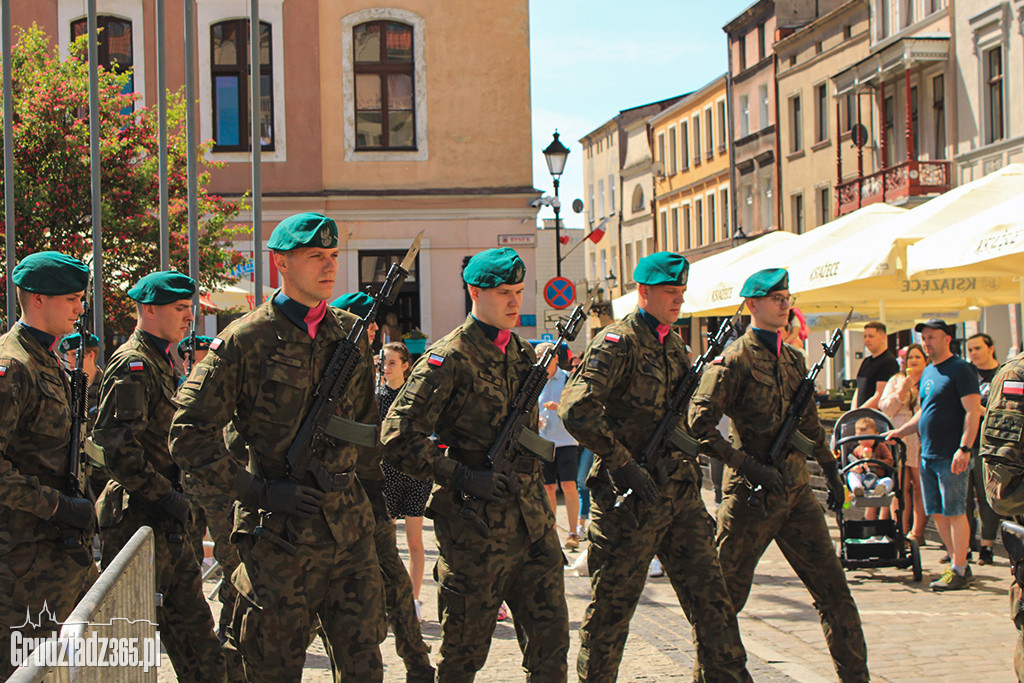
528, 0, 754, 230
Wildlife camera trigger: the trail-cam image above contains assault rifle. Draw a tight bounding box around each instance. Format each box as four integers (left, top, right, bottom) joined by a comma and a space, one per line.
460, 302, 589, 538
614, 305, 743, 528
63, 297, 95, 565
254, 231, 423, 554
183, 311, 197, 375
747, 308, 852, 514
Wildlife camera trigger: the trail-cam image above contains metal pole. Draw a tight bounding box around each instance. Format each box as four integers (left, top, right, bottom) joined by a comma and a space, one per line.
2, 0, 15, 329
250, 0, 263, 306
553, 178, 562, 277
156, 0, 169, 270
88, 0, 104, 360
184, 0, 199, 314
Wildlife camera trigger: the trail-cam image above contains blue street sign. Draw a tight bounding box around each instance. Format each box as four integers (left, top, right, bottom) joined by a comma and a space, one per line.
544, 277, 576, 309
540, 333, 554, 341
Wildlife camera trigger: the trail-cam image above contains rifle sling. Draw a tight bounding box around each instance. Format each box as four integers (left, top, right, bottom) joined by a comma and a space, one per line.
324, 416, 379, 448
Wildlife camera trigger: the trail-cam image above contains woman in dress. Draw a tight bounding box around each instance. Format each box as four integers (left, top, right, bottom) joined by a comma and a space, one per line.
878, 343, 928, 544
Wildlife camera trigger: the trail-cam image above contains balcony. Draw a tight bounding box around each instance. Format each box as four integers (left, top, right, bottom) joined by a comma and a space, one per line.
836, 159, 951, 216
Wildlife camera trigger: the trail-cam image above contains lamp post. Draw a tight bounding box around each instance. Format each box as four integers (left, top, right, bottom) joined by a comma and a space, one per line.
543, 131, 570, 276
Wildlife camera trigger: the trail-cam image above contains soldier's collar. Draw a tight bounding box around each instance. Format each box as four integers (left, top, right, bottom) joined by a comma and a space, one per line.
141, 330, 173, 364
17, 321, 57, 352
750, 327, 782, 357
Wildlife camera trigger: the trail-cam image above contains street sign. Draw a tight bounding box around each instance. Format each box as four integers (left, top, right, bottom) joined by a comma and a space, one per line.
520, 314, 537, 327
540, 333, 554, 341
544, 277, 576, 309
498, 234, 536, 246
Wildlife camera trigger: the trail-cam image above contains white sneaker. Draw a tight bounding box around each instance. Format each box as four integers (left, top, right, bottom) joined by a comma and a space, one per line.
414, 599, 423, 623
570, 547, 590, 577
576, 523, 586, 537
648, 557, 664, 578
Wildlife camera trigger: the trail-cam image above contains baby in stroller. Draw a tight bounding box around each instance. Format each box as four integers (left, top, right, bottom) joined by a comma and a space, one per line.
846, 417, 894, 521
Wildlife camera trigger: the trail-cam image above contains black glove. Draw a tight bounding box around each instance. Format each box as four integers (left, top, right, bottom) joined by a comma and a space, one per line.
610, 459, 658, 506
237, 474, 326, 519
152, 490, 192, 526
820, 460, 846, 512
451, 463, 511, 502
52, 494, 96, 534
738, 457, 783, 494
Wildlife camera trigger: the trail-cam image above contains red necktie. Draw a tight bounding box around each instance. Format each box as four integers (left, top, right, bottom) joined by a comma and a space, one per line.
304, 300, 327, 339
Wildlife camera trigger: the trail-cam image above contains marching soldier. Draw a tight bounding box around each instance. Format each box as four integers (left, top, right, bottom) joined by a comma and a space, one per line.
688, 268, 868, 683
169, 212, 386, 682
559, 251, 751, 682
92, 270, 227, 682
0, 252, 99, 679
381, 247, 570, 682
980, 351, 1024, 680
332, 291, 434, 682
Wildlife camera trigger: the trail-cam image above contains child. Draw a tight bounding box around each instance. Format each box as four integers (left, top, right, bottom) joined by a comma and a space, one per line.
847, 417, 894, 521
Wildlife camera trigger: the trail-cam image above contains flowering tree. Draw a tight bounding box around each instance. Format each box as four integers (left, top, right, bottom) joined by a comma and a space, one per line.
0, 25, 246, 334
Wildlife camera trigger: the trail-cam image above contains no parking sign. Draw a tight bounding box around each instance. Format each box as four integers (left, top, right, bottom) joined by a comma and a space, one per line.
544, 277, 575, 309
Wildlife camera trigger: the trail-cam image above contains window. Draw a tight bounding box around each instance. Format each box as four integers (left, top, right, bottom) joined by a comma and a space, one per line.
902, 0, 915, 28
708, 194, 717, 242
845, 92, 856, 133
757, 23, 766, 60
631, 185, 645, 213
72, 16, 134, 115
588, 184, 595, 223
790, 95, 802, 152
681, 121, 690, 168
815, 84, 828, 143
738, 34, 747, 71
600, 250, 607, 279
659, 211, 668, 249
884, 95, 895, 165
210, 20, 274, 151
589, 252, 597, 281
720, 188, 729, 237
608, 175, 616, 212
693, 116, 702, 165
668, 127, 677, 175
671, 207, 679, 251
597, 180, 605, 218
705, 109, 714, 158
815, 41, 823, 55
843, 24, 852, 39
683, 205, 692, 250
657, 133, 666, 168
986, 46, 1005, 143
792, 193, 804, 234
740, 95, 750, 137
933, 74, 945, 155
717, 101, 726, 151
759, 85, 770, 129
880, 0, 891, 39
354, 21, 415, 150
818, 187, 830, 226
695, 199, 704, 246
910, 85, 919, 156
624, 243, 634, 284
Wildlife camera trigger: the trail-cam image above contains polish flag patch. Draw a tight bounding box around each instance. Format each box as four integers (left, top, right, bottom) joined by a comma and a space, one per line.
427, 353, 445, 367
209, 338, 224, 351
128, 361, 144, 372
1003, 380, 1024, 396
0, 365, 7, 377
605, 333, 621, 343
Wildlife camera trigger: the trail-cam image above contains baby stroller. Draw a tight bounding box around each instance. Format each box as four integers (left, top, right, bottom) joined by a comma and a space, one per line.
830, 408, 922, 582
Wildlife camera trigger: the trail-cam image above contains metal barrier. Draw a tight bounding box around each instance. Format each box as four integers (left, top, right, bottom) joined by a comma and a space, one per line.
7, 527, 158, 683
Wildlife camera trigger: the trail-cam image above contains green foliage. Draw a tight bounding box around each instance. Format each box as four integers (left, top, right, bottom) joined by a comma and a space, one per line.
0, 24, 246, 334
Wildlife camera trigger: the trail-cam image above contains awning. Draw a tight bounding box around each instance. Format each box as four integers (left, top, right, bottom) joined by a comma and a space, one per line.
208, 282, 259, 311
833, 36, 949, 95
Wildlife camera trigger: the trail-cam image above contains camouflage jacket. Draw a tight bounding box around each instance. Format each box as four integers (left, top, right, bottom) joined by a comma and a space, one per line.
559, 310, 697, 483
169, 298, 378, 547
0, 324, 77, 545
380, 315, 553, 542
981, 352, 1024, 518
688, 327, 832, 486
93, 329, 182, 511
86, 368, 102, 434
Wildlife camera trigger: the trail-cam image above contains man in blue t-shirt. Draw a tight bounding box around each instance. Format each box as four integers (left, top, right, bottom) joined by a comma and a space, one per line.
887, 319, 982, 591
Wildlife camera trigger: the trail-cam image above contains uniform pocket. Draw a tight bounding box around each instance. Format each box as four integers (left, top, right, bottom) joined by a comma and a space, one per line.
252, 358, 307, 425
31, 376, 71, 436
984, 411, 1024, 443
113, 381, 145, 421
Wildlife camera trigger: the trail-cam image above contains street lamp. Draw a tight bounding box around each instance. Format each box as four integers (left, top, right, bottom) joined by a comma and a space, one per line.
543, 131, 570, 276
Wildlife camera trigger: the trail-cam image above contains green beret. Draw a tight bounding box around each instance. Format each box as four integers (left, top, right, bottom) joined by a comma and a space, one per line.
462, 248, 526, 288
330, 292, 374, 318
58, 333, 100, 354
740, 268, 789, 298
177, 335, 214, 356
12, 252, 89, 295
267, 212, 338, 252
127, 270, 196, 305
633, 252, 689, 286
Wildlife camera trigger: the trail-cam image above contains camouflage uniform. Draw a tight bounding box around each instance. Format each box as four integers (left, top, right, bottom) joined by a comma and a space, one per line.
381, 314, 570, 682
980, 352, 1024, 680
93, 328, 227, 682
169, 300, 385, 682
560, 310, 750, 683
0, 324, 99, 680
689, 327, 868, 682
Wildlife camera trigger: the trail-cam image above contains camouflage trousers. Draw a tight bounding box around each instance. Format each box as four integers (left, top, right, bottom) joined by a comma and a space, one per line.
0, 539, 98, 679
1011, 580, 1024, 681
433, 505, 569, 682
716, 474, 868, 683
374, 516, 434, 679
231, 529, 386, 682
101, 507, 227, 683
579, 472, 751, 683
